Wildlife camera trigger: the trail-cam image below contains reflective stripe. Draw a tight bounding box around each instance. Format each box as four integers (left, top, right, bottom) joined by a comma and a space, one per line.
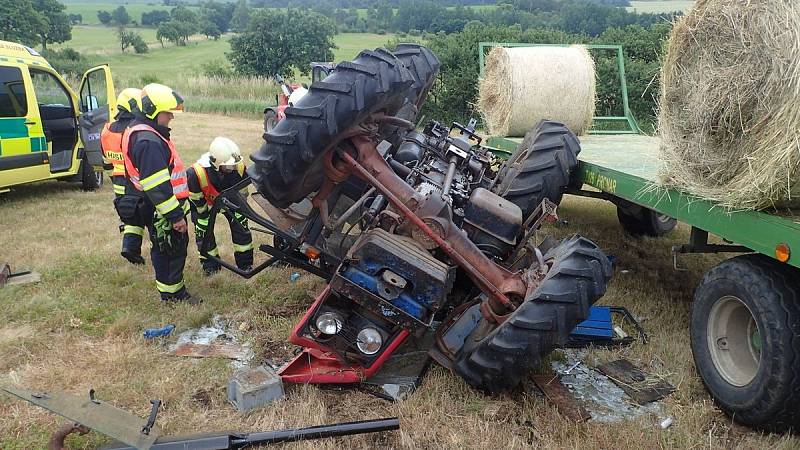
123, 225, 144, 236
192, 162, 220, 205
140, 169, 171, 191
156, 279, 185, 294
182, 201, 190, 213
189, 192, 204, 200
200, 246, 219, 259
113, 184, 126, 195
195, 204, 209, 213
155, 196, 180, 216
233, 242, 254, 253
196, 217, 209, 226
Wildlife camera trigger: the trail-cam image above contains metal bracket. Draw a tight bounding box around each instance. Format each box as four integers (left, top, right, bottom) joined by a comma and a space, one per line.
672, 227, 752, 271
1, 385, 160, 449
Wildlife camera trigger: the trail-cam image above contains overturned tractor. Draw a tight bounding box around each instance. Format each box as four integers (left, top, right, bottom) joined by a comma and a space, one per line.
204, 44, 612, 393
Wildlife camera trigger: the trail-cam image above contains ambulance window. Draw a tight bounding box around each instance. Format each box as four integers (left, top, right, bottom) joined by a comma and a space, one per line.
80, 68, 108, 112
29, 69, 71, 108
0, 67, 28, 117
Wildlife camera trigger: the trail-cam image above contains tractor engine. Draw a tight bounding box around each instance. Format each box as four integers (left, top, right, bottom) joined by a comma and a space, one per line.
284, 120, 527, 377
388, 120, 523, 260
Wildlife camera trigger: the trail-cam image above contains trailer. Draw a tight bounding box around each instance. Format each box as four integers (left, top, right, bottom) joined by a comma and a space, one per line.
482, 42, 800, 431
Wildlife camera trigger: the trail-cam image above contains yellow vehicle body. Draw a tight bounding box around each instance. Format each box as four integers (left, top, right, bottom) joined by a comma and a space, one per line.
0, 40, 116, 193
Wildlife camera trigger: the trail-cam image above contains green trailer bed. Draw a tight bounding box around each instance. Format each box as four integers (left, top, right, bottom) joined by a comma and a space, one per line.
487, 134, 800, 270
480, 41, 800, 432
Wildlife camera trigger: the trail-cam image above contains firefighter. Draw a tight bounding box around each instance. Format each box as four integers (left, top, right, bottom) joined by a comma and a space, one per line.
102, 87, 145, 265
121, 83, 198, 304
186, 137, 253, 275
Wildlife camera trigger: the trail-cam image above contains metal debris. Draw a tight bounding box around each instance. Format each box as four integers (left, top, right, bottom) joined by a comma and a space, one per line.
552, 349, 665, 423
597, 359, 675, 405
170, 315, 254, 368
531, 370, 591, 422
0, 262, 41, 287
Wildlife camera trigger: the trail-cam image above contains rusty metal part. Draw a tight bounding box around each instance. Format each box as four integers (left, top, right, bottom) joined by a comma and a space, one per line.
370, 112, 415, 131
250, 193, 312, 231
510, 198, 559, 263
49, 421, 91, 450
329, 187, 376, 232
0, 262, 10, 285
531, 370, 591, 422
341, 135, 527, 314
1, 385, 160, 449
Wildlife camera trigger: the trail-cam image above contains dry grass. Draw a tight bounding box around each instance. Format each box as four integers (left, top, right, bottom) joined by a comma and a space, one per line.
1, 113, 800, 448
658, 0, 800, 210
479, 46, 595, 137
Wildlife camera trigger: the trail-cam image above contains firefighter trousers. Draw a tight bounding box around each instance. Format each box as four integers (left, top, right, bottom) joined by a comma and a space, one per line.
113, 175, 144, 257
192, 208, 253, 273
142, 201, 190, 301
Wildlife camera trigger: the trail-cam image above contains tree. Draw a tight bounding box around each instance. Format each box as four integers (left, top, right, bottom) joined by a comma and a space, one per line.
156, 22, 180, 47
201, 0, 234, 33
118, 28, 149, 53
200, 20, 221, 40
68, 13, 82, 25
141, 10, 171, 27
170, 5, 197, 24
228, 9, 336, 78
230, 0, 250, 32
97, 10, 112, 25
32, 0, 72, 50
0, 0, 42, 45
111, 6, 131, 26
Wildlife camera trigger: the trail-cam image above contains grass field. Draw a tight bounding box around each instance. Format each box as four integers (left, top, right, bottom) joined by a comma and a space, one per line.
51, 26, 395, 119
628, 0, 695, 13
2, 112, 800, 448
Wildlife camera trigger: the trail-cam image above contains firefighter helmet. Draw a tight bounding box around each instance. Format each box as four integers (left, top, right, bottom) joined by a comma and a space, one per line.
208, 136, 242, 168
116, 88, 142, 115
140, 83, 184, 120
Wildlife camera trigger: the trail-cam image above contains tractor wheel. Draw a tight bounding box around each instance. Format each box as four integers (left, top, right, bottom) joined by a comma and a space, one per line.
492, 120, 580, 221
453, 235, 612, 393
617, 201, 676, 237
263, 109, 278, 133
691, 254, 800, 432
249, 46, 439, 208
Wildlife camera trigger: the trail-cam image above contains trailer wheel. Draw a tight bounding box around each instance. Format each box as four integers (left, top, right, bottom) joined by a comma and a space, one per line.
249, 46, 439, 208
453, 235, 612, 393
617, 201, 676, 237
492, 120, 580, 221
691, 254, 800, 432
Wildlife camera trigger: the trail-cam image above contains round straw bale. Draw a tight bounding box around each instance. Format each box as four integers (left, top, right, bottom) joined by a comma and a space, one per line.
479, 45, 596, 137
658, 0, 800, 210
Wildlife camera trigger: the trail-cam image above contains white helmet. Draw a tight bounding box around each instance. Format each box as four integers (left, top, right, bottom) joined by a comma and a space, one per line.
209, 136, 242, 169
288, 86, 308, 106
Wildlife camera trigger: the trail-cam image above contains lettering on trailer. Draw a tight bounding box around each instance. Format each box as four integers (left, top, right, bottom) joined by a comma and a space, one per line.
584, 169, 617, 194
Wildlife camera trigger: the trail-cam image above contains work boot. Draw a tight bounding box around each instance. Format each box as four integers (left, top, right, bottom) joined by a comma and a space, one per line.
121, 250, 145, 265
162, 293, 202, 306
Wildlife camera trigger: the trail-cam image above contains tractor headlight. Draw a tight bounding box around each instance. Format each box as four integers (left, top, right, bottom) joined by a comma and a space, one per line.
356, 327, 383, 355
315, 312, 343, 335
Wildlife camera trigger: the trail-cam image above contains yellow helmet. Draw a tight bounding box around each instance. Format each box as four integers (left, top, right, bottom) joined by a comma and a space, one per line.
140, 83, 184, 120
116, 87, 142, 114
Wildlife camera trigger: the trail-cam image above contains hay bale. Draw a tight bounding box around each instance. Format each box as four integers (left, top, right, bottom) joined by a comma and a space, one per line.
479, 46, 596, 137
658, 0, 800, 210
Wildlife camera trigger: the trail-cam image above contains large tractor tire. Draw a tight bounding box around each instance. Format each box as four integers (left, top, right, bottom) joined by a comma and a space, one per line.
453, 235, 612, 393
380, 44, 441, 147
248, 46, 439, 208
691, 254, 800, 432
492, 120, 580, 221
